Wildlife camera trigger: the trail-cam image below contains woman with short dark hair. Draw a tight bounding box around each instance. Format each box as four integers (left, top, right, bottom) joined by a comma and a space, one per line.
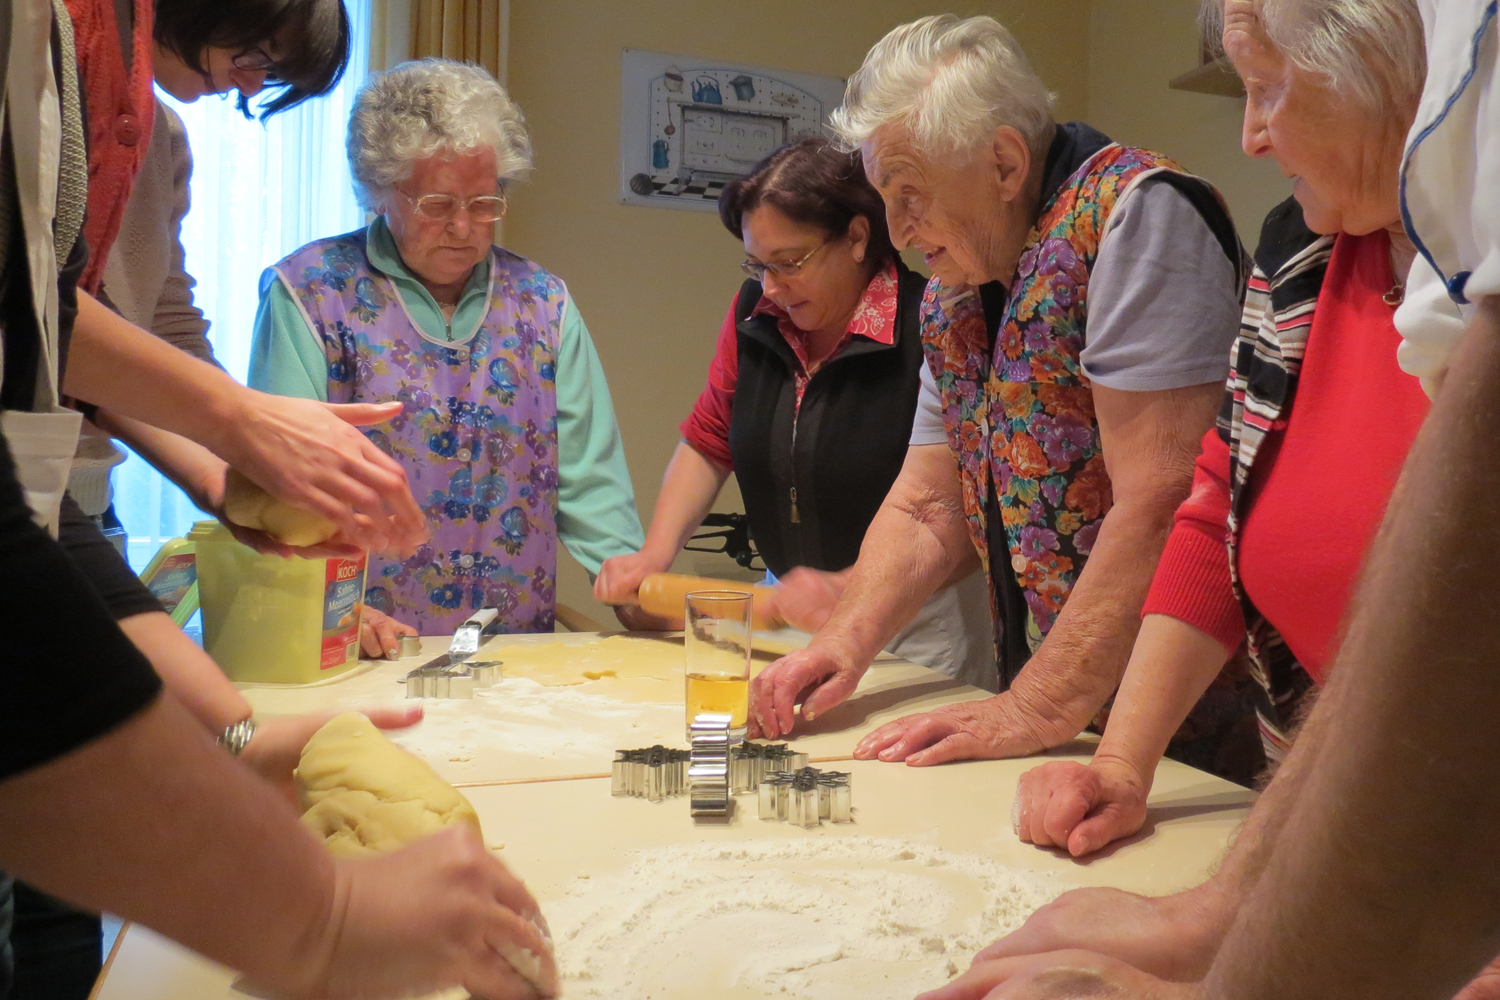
66, 0, 351, 294
596, 137, 994, 688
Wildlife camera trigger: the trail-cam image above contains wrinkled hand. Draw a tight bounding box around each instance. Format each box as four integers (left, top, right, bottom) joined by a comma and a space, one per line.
1455, 955, 1500, 1000
748, 644, 868, 739
765, 567, 847, 633
593, 550, 671, 607
210, 395, 427, 557
360, 607, 419, 659
239, 705, 424, 805
1013, 758, 1150, 857
917, 950, 1201, 1000
280, 826, 557, 1000
854, 693, 1072, 766
975, 885, 1224, 983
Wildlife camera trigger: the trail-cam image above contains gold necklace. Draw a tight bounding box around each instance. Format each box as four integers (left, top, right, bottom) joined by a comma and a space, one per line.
1383, 281, 1405, 307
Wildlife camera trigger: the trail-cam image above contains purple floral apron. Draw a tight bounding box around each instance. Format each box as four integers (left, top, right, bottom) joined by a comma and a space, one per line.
269, 228, 563, 634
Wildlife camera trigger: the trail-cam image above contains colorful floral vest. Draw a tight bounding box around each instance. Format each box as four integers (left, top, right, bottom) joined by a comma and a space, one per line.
269, 229, 565, 635
923, 145, 1202, 641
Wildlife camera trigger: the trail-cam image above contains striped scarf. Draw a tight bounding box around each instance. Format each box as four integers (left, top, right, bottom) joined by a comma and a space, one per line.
1220, 197, 1334, 762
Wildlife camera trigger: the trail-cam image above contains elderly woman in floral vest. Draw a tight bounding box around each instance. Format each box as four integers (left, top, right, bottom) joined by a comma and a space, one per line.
250, 59, 644, 635
751, 14, 1256, 780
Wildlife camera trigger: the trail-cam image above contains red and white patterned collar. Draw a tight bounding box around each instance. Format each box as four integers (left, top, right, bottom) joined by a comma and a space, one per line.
750, 260, 900, 374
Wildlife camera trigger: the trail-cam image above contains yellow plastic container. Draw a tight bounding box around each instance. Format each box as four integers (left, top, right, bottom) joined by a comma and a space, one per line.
138, 535, 200, 625
189, 521, 367, 684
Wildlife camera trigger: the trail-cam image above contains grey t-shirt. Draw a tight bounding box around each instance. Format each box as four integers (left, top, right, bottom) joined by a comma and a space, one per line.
910, 176, 1240, 445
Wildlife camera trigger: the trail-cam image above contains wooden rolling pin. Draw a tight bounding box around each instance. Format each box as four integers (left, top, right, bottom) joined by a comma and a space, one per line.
636, 573, 784, 629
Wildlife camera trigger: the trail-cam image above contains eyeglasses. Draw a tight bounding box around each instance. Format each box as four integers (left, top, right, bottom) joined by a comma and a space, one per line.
740, 241, 829, 281
397, 190, 508, 225
230, 47, 277, 73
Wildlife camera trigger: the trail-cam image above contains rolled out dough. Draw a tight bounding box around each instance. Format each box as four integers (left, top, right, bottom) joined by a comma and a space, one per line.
294, 714, 552, 994
483, 636, 684, 686
483, 632, 811, 688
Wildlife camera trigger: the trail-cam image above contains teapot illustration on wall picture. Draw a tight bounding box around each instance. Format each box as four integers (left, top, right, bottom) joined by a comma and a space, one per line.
691, 75, 722, 104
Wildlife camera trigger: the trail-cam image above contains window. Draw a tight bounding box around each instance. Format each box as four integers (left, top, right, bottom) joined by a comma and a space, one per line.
115, 1, 372, 570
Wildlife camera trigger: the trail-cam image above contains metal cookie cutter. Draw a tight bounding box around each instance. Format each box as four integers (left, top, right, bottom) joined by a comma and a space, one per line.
403, 665, 475, 699
611, 745, 691, 802
396, 633, 423, 658
688, 713, 733, 817
757, 766, 853, 827
728, 742, 810, 794
463, 660, 503, 687
402, 608, 503, 698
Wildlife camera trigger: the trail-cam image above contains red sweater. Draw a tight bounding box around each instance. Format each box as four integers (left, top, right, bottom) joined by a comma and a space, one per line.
65, 0, 158, 293
1143, 232, 1429, 685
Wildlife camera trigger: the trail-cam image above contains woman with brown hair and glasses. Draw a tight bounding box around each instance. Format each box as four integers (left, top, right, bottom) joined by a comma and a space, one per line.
595, 136, 994, 690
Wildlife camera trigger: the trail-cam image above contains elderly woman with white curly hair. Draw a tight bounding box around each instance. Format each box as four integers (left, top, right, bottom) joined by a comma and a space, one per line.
916, 2, 1500, 1000
750, 15, 1256, 779
249, 59, 644, 636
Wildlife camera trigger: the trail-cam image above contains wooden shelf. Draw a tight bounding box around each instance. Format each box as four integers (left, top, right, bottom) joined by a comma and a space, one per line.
1169, 54, 1245, 97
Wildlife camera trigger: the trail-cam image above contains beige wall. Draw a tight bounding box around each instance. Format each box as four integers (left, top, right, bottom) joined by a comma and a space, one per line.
503, 0, 1289, 628
504, 1, 1090, 626
1086, 0, 1289, 244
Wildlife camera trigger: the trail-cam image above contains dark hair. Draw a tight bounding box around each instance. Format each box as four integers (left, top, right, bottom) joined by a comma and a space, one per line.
153, 0, 351, 120
718, 136, 895, 269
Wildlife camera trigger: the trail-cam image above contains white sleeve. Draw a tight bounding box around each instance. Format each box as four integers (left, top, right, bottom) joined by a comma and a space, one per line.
1462, 26, 1500, 301
908, 362, 949, 447
1395, 252, 1468, 398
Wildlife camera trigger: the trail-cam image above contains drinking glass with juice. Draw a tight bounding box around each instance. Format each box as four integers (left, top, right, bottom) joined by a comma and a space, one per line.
684, 590, 753, 742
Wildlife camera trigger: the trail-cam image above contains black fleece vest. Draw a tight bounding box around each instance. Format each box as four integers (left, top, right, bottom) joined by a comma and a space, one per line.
727, 262, 927, 577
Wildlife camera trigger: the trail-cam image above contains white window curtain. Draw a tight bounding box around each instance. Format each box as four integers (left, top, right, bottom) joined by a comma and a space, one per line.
115, 0, 373, 570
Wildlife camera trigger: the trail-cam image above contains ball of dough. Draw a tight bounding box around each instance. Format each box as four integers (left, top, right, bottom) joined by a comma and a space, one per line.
295, 715, 554, 995
222, 469, 339, 547
295, 713, 481, 854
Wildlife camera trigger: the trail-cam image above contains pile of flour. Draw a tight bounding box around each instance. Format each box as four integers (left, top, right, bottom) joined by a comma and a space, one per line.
548, 837, 1061, 1000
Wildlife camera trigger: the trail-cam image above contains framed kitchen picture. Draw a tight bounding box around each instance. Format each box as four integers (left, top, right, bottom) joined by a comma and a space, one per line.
619, 49, 847, 212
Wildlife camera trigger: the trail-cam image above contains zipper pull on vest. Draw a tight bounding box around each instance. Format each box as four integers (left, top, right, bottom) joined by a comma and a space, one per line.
789, 486, 800, 523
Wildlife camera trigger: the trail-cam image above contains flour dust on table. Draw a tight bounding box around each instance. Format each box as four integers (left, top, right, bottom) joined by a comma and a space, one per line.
548, 837, 1061, 1000
375, 676, 678, 762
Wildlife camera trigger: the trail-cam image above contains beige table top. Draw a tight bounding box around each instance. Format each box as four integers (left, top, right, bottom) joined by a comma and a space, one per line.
237, 631, 987, 784
93, 632, 1255, 1000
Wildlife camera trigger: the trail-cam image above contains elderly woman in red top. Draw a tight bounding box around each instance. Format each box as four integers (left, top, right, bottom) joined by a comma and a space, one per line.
595, 137, 994, 688
1004, 0, 1430, 867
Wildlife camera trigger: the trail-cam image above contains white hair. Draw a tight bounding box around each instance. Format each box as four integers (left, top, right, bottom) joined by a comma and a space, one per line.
1201, 0, 1425, 112
830, 14, 1057, 162
347, 58, 533, 211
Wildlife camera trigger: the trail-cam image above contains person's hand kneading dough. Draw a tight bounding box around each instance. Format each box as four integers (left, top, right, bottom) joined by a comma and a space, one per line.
297, 714, 558, 997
